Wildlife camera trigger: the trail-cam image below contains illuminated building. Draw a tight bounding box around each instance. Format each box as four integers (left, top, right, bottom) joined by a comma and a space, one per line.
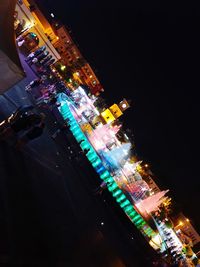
15, 0, 60, 60
100, 109, 116, 124
109, 104, 123, 119
53, 22, 82, 65
24, 0, 58, 44
52, 22, 104, 95
79, 63, 104, 96
100, 101, 130, 124
19, 1, 104, 95
173, 213, 200, 246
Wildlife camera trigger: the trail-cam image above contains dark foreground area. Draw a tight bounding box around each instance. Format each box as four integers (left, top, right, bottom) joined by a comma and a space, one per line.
0, 104, 159, 266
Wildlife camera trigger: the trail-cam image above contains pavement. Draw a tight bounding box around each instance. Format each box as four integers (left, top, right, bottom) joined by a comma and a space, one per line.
0, 51, 158, 266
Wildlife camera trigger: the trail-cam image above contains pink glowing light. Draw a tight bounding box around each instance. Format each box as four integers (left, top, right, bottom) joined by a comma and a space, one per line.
135, 190, 169, 216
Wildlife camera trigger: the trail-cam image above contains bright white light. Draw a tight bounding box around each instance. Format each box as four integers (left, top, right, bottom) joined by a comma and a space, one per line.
122, 103, 127, 109
101, 222, 104, 226
50, 13, 55, 18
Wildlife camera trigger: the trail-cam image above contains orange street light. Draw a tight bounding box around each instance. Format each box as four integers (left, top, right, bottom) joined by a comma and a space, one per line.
178, 221, 184, 227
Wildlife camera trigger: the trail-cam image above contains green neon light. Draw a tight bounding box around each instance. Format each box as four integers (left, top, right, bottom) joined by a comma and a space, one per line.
58, 94, 156, 238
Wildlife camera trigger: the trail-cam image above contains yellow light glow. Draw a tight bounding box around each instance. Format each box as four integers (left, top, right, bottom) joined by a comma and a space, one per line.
149, 233, 162, 250
73, 72, 82, 83
101, 109, 115, 124
186, 218, 190, 222
179, 221, 184, 226
61, 65, 66, 71
136, 164, 142, 171
109, 104, 123, 119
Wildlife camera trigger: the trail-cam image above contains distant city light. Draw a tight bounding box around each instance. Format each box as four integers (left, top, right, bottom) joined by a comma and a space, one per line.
50, 13, 55, 18
124, 134, 129, 139
101, 222, 104, 226
122, 103, 127, 109
60, 65, 66, 71
179, 221, 184, 226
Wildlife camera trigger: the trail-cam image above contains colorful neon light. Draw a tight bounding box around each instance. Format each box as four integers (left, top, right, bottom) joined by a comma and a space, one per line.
58, 93, 156, 239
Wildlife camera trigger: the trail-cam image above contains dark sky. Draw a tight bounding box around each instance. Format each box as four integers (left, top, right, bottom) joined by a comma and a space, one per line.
36, 0, 200, 231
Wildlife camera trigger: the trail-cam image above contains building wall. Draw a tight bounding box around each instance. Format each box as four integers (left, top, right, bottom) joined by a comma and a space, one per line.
25, 0, 58, 44
53, 24, 104, 95
145, 176, 161, 194
20, 0, 104, 95
53, 26, 80, 65
174, 213, 200, 246
16, 1, 60, 61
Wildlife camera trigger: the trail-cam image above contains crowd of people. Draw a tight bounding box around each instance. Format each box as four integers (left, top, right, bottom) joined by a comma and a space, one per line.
0, 45, 70, 149
26, 45, 55, 69
0, 106, 45, 149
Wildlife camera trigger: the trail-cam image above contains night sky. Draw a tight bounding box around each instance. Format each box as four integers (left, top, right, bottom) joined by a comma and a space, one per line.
36, 0, 200, 231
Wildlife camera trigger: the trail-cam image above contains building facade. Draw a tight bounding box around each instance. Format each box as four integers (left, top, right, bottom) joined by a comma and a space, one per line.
52, 22, 104, 95
174, 213, 200, 246
15, 0, 60, 61
16, 0, 104, 96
